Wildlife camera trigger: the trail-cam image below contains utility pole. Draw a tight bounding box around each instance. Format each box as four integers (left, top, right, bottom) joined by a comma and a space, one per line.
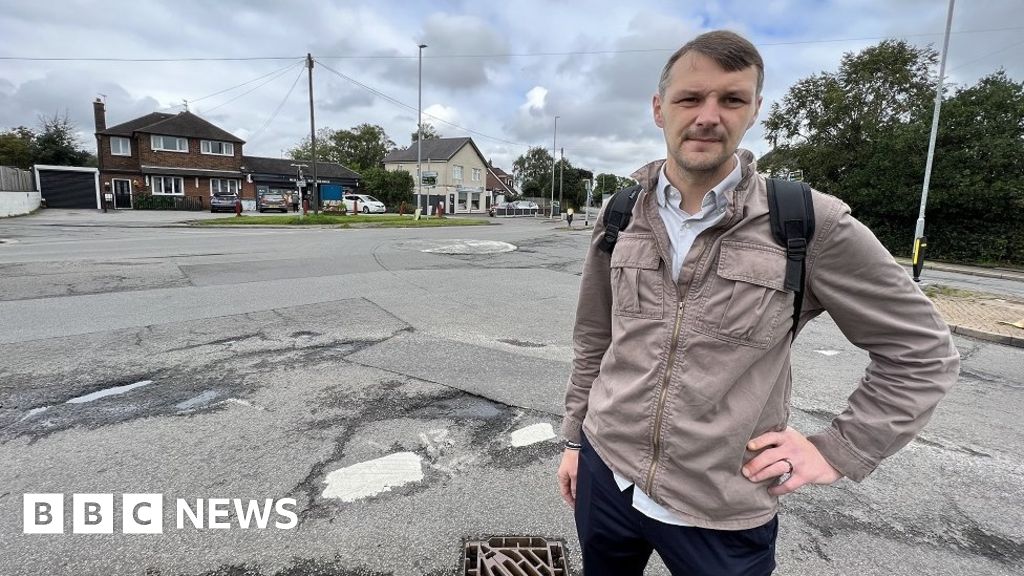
550, 115, 559, 218
417, 44, 427, 215
913, 0, 955, 282
307, 53, 318, 215
558, 147, 564, 220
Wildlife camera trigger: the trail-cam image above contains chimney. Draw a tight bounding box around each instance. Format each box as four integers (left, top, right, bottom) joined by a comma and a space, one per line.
93, 98, 106, 133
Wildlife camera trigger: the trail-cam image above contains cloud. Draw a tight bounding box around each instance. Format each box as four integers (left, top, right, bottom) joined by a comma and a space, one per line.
0, 0, 1020, 178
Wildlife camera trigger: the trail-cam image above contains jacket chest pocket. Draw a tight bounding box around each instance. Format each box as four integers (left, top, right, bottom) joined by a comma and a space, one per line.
695, 241, 793, 348
610, 235, 665, 320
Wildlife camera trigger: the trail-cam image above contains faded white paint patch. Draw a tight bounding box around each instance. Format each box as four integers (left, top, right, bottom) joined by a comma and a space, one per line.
19, 407, 49, 422
66, 380, 153, 404
815, 349, 841, 357
422, 240, 517, 255
510, 423, 556, 447
321, 452, 424, 502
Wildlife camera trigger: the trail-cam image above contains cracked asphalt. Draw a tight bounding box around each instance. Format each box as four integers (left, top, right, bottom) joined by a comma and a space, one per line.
0, 210, 1022, 576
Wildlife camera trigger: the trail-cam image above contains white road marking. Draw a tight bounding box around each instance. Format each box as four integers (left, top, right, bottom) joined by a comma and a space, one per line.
65, 380, 153, 404
321, 452, 424, 502
19, 407, 49, 422
175, 390, 220, 410
421, 240, 517, 255
815, 349, 841, 357
509, 423, 556, 447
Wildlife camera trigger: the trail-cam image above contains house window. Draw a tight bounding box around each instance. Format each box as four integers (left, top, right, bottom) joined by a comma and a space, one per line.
151, 135, 188, 152
201, 140, 234, 156
110, 137, 131, 156
151, 176, 184, 195
472, 168, 481, 182
210, 179, 240, 195
453, 165, 463, 181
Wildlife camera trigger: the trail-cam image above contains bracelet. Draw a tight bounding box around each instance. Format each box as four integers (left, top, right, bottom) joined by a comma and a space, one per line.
564, 440, 582, 450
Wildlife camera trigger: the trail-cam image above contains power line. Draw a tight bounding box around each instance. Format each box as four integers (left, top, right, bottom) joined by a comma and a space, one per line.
946, 37, 1024, 74
203, 61, 304, 114
0, 56, 301, 62
189, 60, 305, 105
247, 65, 306, 144
314, 59, 533, 149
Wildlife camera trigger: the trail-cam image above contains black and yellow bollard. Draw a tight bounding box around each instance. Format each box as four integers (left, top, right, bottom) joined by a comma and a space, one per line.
912, 236, 927, 282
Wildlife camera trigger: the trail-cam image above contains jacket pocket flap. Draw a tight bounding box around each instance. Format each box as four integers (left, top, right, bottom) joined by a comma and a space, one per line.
717, 241, 789, 292
609, 236, 661, 270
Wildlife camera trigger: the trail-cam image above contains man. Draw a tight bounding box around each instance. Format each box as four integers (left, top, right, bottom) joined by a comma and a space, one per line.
556, 30, 959, 576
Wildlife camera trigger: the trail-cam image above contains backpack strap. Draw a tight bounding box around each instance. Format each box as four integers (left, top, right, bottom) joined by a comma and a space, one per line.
598, 185, 642, 253
767, 178, 815, 336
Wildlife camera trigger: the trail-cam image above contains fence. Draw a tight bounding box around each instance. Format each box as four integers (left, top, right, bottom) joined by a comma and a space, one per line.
132, 194, 204, 211
0, 166, 34, 191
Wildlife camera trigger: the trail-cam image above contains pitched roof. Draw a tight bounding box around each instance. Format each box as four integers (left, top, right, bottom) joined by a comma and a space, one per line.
100, 111, 244, 143
242, 156, 361, 179
101, 112, 175, 136
486, 165, 515, 195
382, 137, 484, 164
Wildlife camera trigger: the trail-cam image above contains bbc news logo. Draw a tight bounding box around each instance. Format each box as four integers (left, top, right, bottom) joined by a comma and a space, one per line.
23, 494, 298, 534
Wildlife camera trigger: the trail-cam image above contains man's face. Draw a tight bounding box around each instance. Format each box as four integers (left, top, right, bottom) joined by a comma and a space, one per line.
653, 52, 762, 177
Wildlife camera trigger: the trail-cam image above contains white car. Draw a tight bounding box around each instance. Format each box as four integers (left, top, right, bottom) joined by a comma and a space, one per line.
343, 194, 386, 214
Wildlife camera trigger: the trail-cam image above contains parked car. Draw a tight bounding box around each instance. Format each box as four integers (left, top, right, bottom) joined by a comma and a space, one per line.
258, 193, 289, 213
210, 192, 239, 213
343, 194, 386, 214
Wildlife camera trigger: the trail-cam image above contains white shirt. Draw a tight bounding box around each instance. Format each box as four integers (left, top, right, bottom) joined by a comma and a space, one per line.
610, 155, 742, 525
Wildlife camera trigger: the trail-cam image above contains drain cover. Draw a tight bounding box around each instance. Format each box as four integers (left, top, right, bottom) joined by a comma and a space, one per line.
463, 536, 568, 576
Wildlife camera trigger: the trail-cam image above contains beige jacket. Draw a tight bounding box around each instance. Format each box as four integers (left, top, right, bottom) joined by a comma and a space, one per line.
562, 151, 959, 530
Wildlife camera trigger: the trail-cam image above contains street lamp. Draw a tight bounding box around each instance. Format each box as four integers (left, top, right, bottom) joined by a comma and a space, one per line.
550, 115, 559, 218
417, 43, 427, 216
912, 0, 955, 282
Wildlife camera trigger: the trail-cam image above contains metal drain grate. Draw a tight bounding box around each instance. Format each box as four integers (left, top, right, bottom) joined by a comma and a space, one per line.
463, 536, 568, 576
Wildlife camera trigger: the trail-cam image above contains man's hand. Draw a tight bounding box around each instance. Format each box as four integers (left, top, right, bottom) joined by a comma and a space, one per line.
557, 449, 580, 508
742, 426, 842, 496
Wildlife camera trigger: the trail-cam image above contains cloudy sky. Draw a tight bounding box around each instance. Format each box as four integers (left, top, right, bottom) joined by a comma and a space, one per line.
1, 0, 1021, 177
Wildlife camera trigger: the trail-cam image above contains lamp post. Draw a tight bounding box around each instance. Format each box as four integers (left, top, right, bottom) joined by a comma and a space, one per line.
550, 115, 559, 218
913, 0, 955, 282
417, 43, 427, 216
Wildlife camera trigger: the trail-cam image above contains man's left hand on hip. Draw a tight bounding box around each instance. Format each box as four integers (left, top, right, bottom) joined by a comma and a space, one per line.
742, 426, 843, 496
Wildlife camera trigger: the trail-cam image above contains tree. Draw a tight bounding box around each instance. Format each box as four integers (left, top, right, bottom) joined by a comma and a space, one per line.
290, 124, 395, 172
761, 40, 1024, 265
512, 147, 554, 197
359, 167, 414, 210
0, 126, 35, 169
410, 122, 441, 144
31, 113, 93, 167
594, 173, 637, 204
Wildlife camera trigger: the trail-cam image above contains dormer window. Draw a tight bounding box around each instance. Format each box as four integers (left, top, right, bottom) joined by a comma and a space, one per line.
151, 135, 188, 152
201, 140, 234, 156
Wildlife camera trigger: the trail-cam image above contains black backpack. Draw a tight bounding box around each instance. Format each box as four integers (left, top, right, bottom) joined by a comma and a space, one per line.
599, 178, 815, 335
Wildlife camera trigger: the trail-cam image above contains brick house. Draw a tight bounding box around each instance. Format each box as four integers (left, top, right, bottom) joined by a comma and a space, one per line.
93, 99, 359, 210
485, 162, 516, 204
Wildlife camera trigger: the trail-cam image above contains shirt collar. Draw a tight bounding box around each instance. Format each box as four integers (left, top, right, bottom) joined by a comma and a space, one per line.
655, 155, 741, 213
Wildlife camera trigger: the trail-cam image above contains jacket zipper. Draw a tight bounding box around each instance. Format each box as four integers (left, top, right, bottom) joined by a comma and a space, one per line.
642, 207, 742, 497
645, 299, 684, 494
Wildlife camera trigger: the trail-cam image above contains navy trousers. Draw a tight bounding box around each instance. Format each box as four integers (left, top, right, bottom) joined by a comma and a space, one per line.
574, 434, 778, 576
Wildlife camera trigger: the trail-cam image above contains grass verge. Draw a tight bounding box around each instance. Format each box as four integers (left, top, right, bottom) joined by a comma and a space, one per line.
194, 214, 490, 228
922, 284, 982, 300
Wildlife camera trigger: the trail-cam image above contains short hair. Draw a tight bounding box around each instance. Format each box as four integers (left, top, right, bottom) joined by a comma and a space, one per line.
658, 30, 764, 97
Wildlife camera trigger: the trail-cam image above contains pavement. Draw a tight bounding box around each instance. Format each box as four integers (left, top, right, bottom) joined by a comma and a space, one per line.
892, 259, 1024, 348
